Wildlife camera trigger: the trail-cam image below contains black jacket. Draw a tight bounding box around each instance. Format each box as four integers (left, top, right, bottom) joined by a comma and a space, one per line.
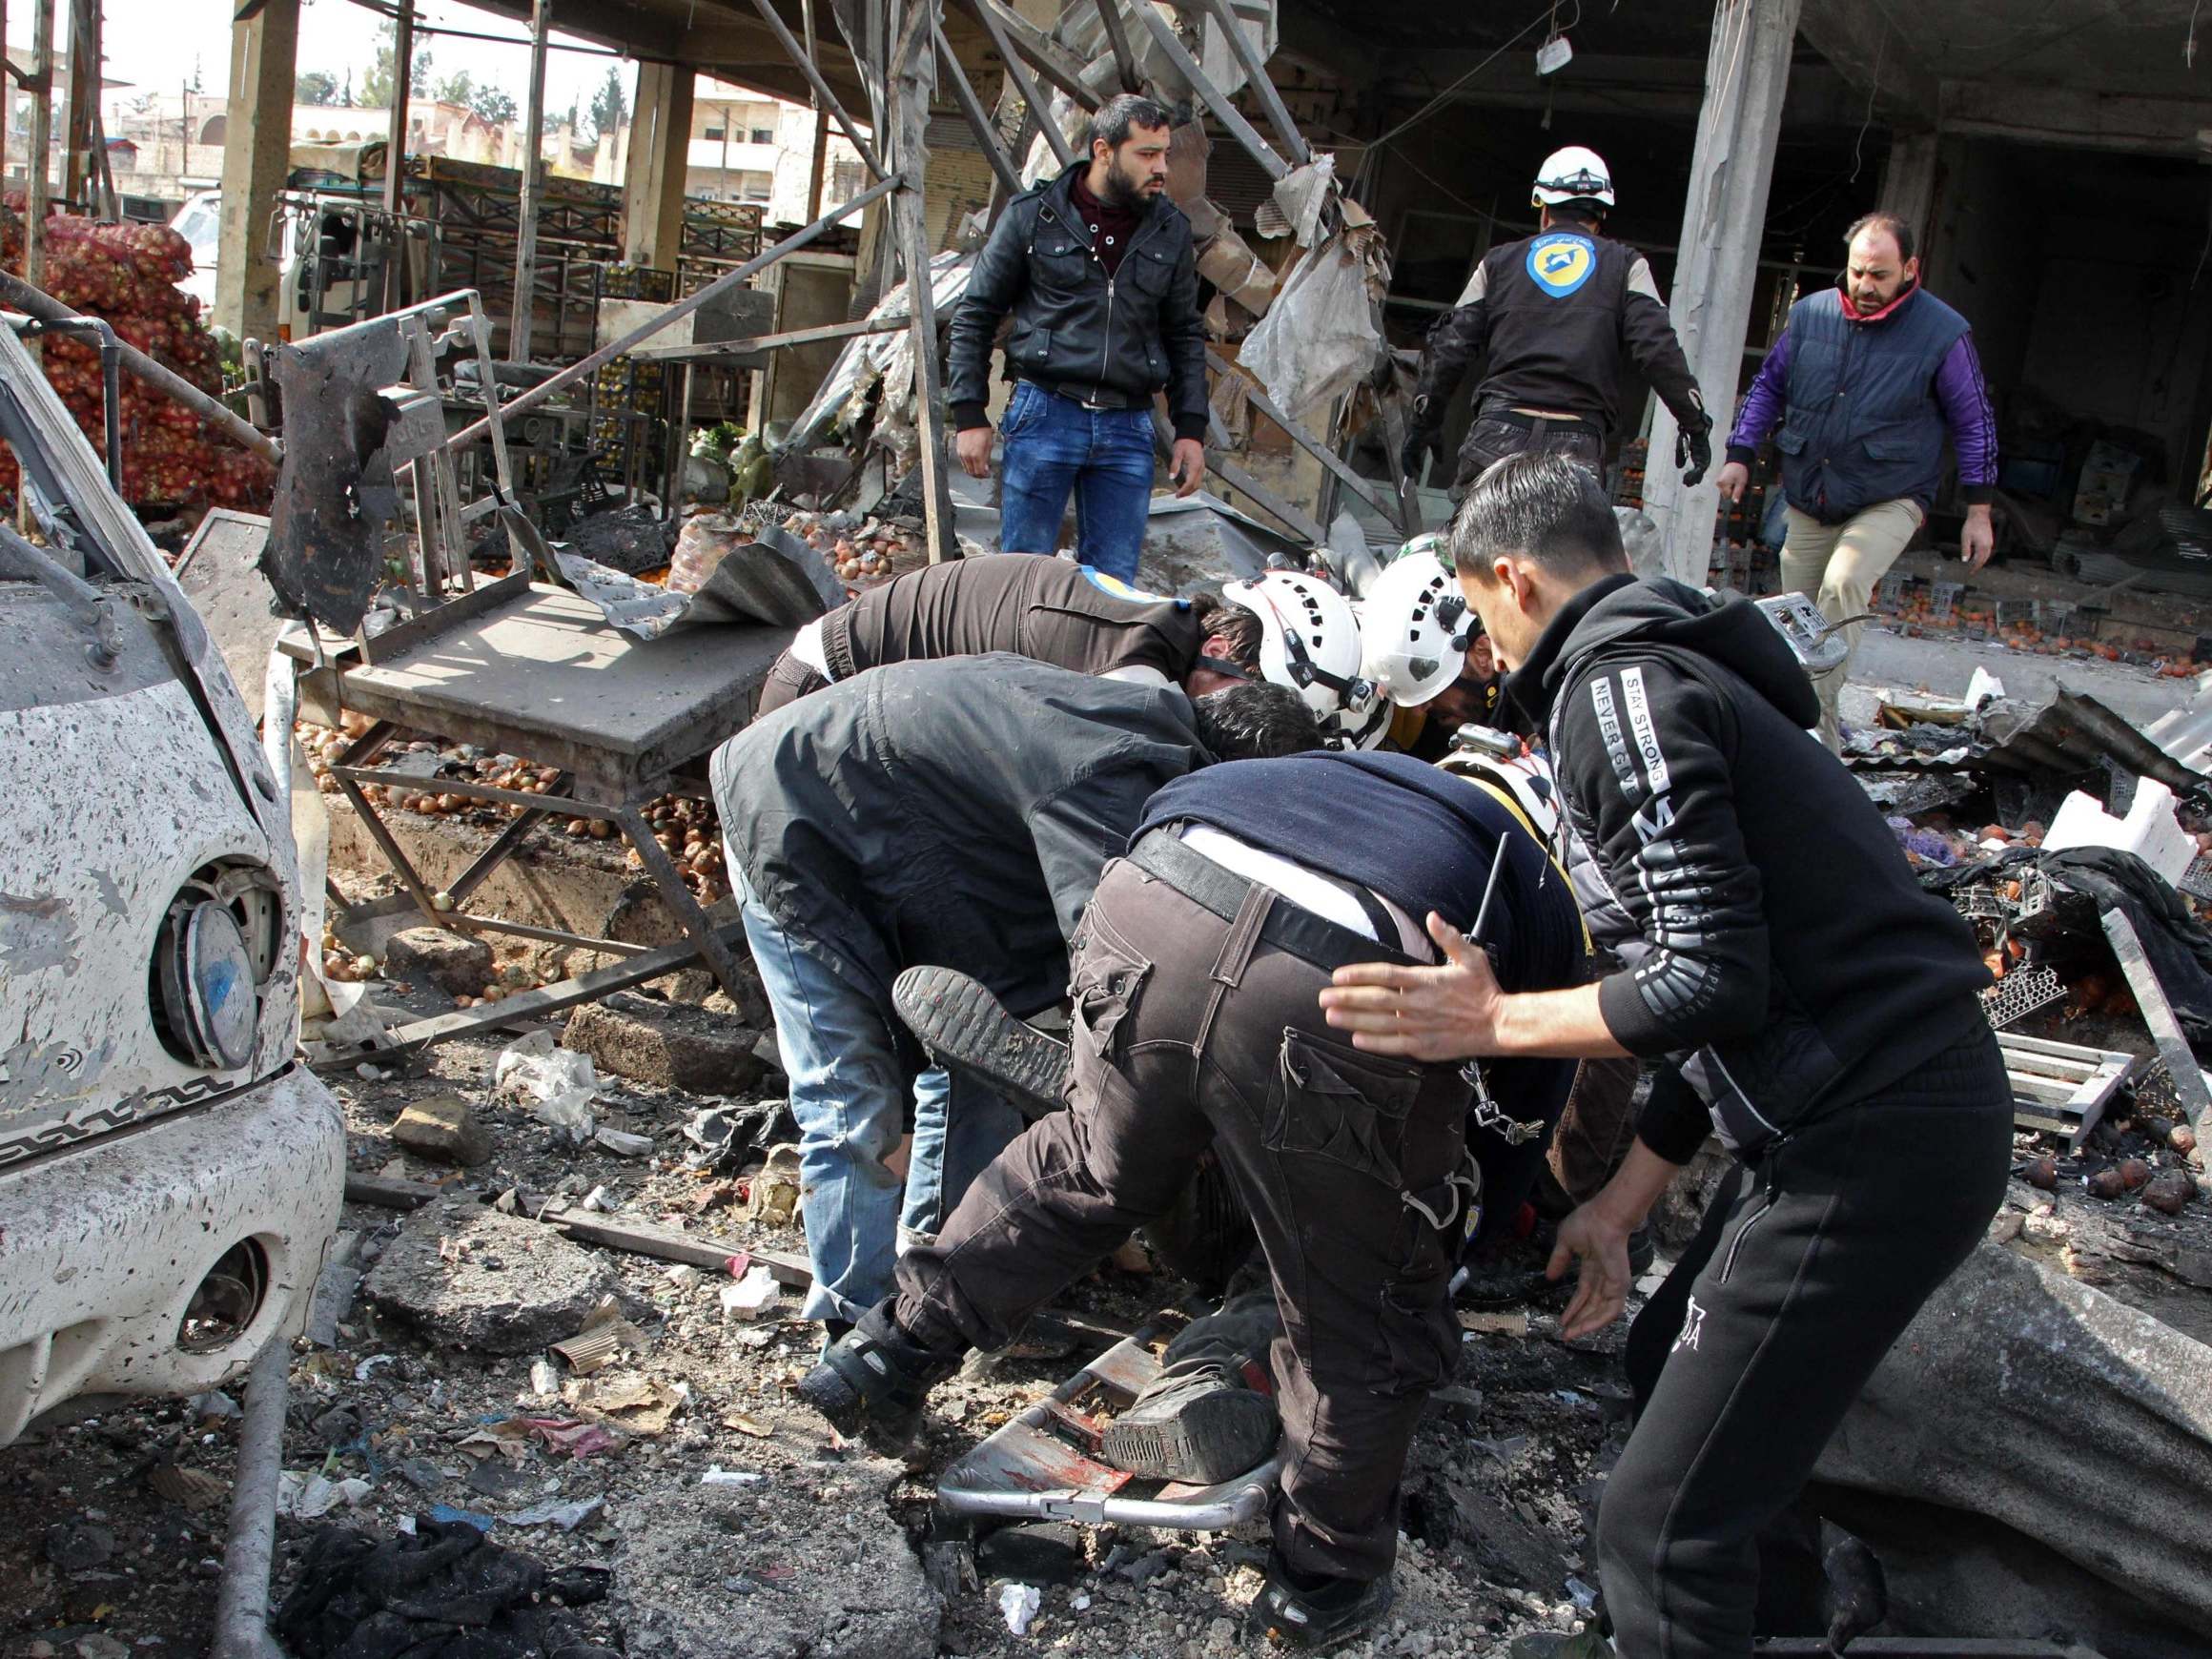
948, 163, 1209, 441
1412, 224, 1704, 441
1507, 575, 1991, 1158
710, 655, 1212, 1028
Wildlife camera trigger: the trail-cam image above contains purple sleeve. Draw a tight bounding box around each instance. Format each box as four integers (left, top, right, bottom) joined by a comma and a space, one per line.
1934, 333, 1997, 502
1724, 331, 1791, 461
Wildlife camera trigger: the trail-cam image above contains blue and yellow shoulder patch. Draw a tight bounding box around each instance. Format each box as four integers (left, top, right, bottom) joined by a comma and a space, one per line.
1079, 565, 1190, 609
1526, 232, 1597, 298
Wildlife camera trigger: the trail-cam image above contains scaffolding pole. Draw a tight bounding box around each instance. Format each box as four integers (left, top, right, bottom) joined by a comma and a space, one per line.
889, 0, 956, 561
508, 0, 550, 362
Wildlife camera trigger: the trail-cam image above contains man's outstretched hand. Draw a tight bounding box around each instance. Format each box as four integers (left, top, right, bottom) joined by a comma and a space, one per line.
1320, 912, 1502, 1061
1547, 1200, 1636, 1340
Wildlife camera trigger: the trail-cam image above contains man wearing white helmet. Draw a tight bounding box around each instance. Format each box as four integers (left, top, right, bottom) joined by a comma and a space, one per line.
1224, 569, 1382, 749
1402, 147, 1712, 498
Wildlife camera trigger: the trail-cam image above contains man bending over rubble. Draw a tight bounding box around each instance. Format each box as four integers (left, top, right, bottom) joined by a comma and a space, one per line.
1321, 454, 2011, 1659
709, 655, 1320, 1340
796, 749, 1585, 1649
755, 552, 1262, 715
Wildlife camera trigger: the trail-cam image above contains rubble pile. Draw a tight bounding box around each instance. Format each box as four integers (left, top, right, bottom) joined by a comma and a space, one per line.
1872, 577, 2202, 673
0, 206, 274, 512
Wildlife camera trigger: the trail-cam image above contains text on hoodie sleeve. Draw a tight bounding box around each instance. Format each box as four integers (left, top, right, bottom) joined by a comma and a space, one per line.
1554, 655, 1772, 1056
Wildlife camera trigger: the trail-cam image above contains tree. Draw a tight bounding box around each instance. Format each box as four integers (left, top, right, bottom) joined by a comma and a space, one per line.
360, 20, 433, 110
587, 64, 629, 141
438, 72, 518, 126
295, 70, 339, 107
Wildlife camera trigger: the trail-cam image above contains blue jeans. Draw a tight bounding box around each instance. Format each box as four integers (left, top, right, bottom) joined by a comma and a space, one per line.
733, 870, 1021, 1324
996, 380, 1157, 581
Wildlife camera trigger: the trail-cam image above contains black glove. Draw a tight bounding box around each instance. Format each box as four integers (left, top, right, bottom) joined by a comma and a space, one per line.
1678, 418, 1713, 487
1400, 426, 1438, 482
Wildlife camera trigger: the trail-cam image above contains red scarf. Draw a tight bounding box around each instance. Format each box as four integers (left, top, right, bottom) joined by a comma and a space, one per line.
1839, 281, 1917, 324
1071, 174, 1139, 279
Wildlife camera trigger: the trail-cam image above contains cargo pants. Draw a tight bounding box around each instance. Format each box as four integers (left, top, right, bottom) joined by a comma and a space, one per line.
895, 850, 1485, 1581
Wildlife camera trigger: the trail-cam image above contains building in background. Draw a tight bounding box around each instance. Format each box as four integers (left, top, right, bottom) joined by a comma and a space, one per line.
595, 77, 864, 227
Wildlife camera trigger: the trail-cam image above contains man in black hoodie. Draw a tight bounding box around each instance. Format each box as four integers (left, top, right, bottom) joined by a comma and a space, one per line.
1320, 455, 2011, 1659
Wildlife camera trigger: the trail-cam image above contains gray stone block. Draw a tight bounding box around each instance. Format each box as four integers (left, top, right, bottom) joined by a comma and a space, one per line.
362, 1198, 648, 1355
562, 991, 766, 1095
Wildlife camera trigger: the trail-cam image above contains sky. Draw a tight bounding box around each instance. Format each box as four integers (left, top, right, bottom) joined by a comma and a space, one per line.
30, 0, 632, 119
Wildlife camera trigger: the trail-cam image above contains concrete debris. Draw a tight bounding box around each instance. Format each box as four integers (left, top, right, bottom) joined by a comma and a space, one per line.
612, 1466, 939, 1658
1817, 1240, 2212, 1634
391, 1093, 493, 1166
44, 1522, 115, 1571
719, 1262, 781, 1321
996, 1580, 1042, 1636
500, 1495, 604, 1530
362, 1197, 650, 1356
593, 1126, 656, 1158
381, 926, 494, 996
563, 991, 769, 1095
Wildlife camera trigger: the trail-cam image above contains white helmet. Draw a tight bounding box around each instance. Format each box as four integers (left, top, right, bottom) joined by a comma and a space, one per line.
1441, 740, 1561, 843
1359, 537, 1474, 707
1532, 146, 1614, 209
1222, 571, 1378, 750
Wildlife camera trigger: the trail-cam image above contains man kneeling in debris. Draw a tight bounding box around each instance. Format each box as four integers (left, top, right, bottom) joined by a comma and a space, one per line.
710, 656, 1320, 1339
754, 551, 1263, 714
797, 750, 1585, 1649
1321, 455, 2012, 1658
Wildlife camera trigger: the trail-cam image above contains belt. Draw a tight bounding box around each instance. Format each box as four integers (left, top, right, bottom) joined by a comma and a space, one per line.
1127, 830, 1416, 973
1485, 405, 1596, 435
1023, 378, 1145, 414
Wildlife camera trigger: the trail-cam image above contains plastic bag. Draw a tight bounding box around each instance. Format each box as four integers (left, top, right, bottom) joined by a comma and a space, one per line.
1238, 233, 1380, 420
494, 1030, 598, 1142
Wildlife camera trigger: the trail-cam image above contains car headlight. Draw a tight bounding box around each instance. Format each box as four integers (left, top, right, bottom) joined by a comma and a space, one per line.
154, 896, 261, 1070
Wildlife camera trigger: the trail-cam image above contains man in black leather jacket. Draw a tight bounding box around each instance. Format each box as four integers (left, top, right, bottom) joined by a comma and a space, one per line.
948, 93, 1209, 582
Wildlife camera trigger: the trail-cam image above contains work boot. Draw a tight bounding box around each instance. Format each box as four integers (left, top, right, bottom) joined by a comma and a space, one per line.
1100, 1293, 1280, 1485
893, 965, 1068, 1121
1255, 1548, 1395, 1651
795, 1299, 959, 1460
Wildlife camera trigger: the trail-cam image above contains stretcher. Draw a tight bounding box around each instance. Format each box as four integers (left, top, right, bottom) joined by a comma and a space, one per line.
935, 1305, 1284, 1530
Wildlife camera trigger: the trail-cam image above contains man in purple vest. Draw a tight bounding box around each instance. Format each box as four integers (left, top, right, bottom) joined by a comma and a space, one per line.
1715, 211, 1997, 751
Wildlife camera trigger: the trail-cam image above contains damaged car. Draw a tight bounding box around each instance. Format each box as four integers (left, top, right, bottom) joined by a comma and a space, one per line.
0, 317, 342, 1444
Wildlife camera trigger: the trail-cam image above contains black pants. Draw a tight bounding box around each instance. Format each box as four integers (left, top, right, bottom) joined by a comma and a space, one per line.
1597, 1027, 2014, 1659
754, 648, 830, 716
1452, 408, 1603, 496
896, 853, 1487, 1581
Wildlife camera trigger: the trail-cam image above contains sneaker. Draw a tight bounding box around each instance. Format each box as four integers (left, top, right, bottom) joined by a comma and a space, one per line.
1255, 1550, 1394, 1651
795, 1299, 959, 1459
892, 966, 1068, 1121
1100, 1294, 1280, 1484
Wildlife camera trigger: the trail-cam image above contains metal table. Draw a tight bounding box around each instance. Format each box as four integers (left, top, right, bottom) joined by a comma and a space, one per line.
285, 579, 789, 1046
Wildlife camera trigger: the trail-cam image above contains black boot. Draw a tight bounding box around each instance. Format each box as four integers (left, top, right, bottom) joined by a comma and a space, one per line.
795, 1299, 959, 1459
1255, 1548, 1394, 1651
1100, 1293, 1281, 1485
892, 965, 1068, 1120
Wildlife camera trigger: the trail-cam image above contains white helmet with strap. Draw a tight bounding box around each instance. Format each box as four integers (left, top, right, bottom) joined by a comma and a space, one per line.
1222, 571, 1378, 749
1532, 145, 1614, 209
1440, 736, 1562, 843
1358, 536, 1474, 707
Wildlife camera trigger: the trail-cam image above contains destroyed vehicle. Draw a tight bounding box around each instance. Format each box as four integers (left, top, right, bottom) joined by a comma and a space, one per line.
0, 317, 342, 1444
